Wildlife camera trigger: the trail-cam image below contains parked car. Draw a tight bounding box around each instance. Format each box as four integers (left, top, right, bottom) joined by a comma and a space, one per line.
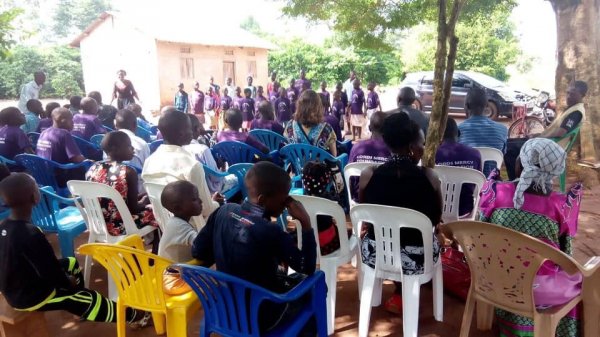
407, 70, 525, 119
398, 71, 428, 110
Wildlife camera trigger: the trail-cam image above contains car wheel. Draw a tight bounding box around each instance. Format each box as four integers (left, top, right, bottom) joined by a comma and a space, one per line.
484, 101, 498, 120
413, 99, 422, 111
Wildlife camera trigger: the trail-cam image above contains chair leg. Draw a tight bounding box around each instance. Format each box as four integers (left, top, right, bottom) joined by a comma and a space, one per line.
459, 290, 476, 337
401, 277, 421, 337
152, 312, 166, 335
432, 263, 444, 322
358, 269, 376, 337
321, 261, 338, 335
560, 171, 566, 193
166, 307, 188, 337
371, 277, 383, 307
533, 313, 556, 337
83, 255, 92, 288
116, 301, 126, 337
584, 299, 600, 337
476, 300, 494, 330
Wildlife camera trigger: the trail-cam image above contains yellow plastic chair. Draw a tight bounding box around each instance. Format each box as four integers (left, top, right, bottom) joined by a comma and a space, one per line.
447, 221, 584, 337
78, 235, 199, 337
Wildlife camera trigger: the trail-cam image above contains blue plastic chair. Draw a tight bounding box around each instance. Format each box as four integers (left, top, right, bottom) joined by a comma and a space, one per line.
336, 139, 353, 155
14, 154, 92, 197
72, 135, 103, 161
27, 132, 40, 150
32, 186, 86, 258
203, 164, 240, 200
90, 134, 105, 149
249, 129, 287, 152
149, 139, 164, 153
136, 125, 154, 143
178, 265, 328, 337
228, 163, 253, 200
279, 144, 348, 192
149, 125, 159, 135
0, 154, 23, 171
212, 141, 272, 166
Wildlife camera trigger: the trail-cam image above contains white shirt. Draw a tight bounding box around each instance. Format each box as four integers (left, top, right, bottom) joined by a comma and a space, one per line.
183, 140, 222, 193
142, 144, 218, 222
343, 78, 354, 98
119, 128, 150, 169
157, 216, 197, 262
18, 81, 42, 113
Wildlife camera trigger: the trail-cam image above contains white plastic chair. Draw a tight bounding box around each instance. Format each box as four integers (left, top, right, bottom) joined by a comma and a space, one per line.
291, 195, 359, 335
144, 182, 172, 232
343, 162, 382, 209
433, 165, 486, 223
350, 204, 443, 337
67, 180, 159, 299
474, 146, 504, 171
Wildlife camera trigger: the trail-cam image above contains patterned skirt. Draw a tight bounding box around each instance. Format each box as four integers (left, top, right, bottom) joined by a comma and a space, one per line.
496, 307, 579, 337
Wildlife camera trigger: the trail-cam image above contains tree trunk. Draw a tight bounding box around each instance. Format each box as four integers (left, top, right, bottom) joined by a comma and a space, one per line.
551, 0, 600, 166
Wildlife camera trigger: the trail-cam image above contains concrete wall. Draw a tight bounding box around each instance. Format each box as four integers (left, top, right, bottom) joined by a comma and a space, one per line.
79, 16, 161, 115
156, 41, 269, 107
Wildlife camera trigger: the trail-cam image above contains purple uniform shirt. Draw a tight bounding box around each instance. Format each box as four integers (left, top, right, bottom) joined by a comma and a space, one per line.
240, 98, 255, 122
35, 118, 53, 133
274, 97, 292, 124
287, 87, 298, 113
72, 114, 106, 140
295, 78, 311, 92
233, 96, 244, 109
367, 91, 380, 110
250, 119, 285, 135
205, 95, 216, 111
216, 130, 268, 153
350, 88, 365, 115
220, 95, 233, 111
324, 114, 342, 141
36, 127, 82, 164
331, 100, 345, 121
348, 138, 391, 200
0, 126, 32, 159
191, 90, 205, 114
269, 92, 278, 104
320, 91, 331, 114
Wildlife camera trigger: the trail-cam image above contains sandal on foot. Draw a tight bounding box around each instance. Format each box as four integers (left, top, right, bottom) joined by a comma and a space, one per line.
384, 294, 403, 314
128, 311, 153, 329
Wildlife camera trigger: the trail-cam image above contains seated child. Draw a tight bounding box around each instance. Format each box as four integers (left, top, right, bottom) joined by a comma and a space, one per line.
86, 131, 158, 236
250, 100, 285, 135
0, 173, 150, 327
0, 107, 34, 159
21, 99, 43, 134
157, 180, 203, 262
215, 108, 269, 153
127, 103, 154, 131
35, 102, 59, 133
72, 97, 106, 140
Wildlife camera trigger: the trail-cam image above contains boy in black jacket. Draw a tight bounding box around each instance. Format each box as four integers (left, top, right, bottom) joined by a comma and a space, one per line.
0, 173, 148, 327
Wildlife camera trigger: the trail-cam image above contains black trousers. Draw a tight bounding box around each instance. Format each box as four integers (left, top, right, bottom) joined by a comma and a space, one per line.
504, 138, 529, 180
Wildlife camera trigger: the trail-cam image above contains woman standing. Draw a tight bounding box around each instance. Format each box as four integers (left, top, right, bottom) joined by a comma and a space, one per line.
112, 70, 139, 109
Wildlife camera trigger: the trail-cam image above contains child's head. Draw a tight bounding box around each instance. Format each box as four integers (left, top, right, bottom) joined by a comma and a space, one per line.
0, 173, 40, 210
224, 108, 243, 130
235, 86, 242, 96
51, 107, 74, 130
353, 79, 361, 89
273, 81, 280, 92
333, 90, 341, 101
257, 101, 275, 121
278, 87, 286, 98
207, 86, 214, 95
161, 180, 203, 220
247, 76, 253, 86
223, 88, 229, 97
158, 107, 193, 146
257, 86, 264, 96
101, 131, 134, 162
26, 99, 43, 116
194, 81, 200, 90
245, 161, 291, 218
69, 95, 82, 110
243, 88, 251, 98
126, 103, 143, 118
226, 77, 232, 85
115, 108, 137, 132
320, 81, 327, 90
335, 81, 343, 91
88, 91, 103, 105
0, 107, 26, 126
80, 97, 98, 115
44, 102, 60, 119
367, 82, 375, 91
178, 83, 184, 90
188, 113, 205, 140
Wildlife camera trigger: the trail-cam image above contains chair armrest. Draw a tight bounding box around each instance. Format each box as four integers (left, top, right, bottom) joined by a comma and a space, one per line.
260, 271, 326, 304
583, 256, 600, 277
54, 160, 93, 171
203, 165, 229, 178
184, 258, 204, 266
335, 153, 348, 168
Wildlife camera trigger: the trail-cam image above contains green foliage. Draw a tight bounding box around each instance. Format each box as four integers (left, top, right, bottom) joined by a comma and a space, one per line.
0, 8, 23, 58
240, 16, 266, 38
0, 46, 83, 99
52, 0, 111, 38
268, 39, 402, 86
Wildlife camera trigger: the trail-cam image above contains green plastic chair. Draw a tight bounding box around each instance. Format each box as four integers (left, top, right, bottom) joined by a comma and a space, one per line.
550, 126, 580, 192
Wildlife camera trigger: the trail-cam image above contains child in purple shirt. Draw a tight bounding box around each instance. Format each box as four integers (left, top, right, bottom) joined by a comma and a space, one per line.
287, 79, 299, 115
349, 79, 366, 141
331, 91, 345, 123
319, 81, 331, 115
251, 101, 285, 136
36, 102, 60, 134
240, 88, 255, 132
0, 107, 34, 159
254, 86, 269, 115
269, 82, 280, 104
217, 108, 269, 153
233, 87, 244, 109
71, 97, 106, 140
274, 88, 292, 126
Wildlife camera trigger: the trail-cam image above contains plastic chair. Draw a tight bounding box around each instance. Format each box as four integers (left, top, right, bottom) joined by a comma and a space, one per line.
212, 141, 271, 166
227, 163, 253, 200
474, 147, 503, 172
78, 235, 199, 337
582, 256, 600, 337
15, 154, 92, 197
90, 134, 105, 148
31, 186, 86, 258
72, 135, 103, 161
249, 129, 287, 151
433, 165, 486, 223
66, 180, 159, 296
550, 126, 580, 192
149, 139, 163, 154
446, 221, 585, 337
336, 139, 353, 155
27, 132, 40, 150
178, 264, 328, 337
149, 125, 159, 135
350, 204, 443, 337
343, 162, 382, 209
136, 125, 153, 143
292, 195, 358, 334
143, 182, 172, 232
0, 154, 22, 171
202, 164, 240, 200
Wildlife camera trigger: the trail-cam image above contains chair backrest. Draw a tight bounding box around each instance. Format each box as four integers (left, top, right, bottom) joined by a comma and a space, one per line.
72, 136, 102, 160
90, 134, 105, 149
474, 147, 504, 171
67, 180, 140, 242
248, 129, 287, 151
31, 186, 61, 232
343, 162, 382, 209
149, 139, 164, 154
0, 155, 17, 167
292, 195, 351, 261
279, 143, 338, 176
27, 132, 40, 149
350, 204, 434, 280
433, 165, 486, 223
136, 125, 153, 142
227, 163, 253, 199
552, 126, 580, 153
212, 141, 265, 166
143, 182, 171, 231
447, 221, 581, 316
15, 154, 60, 189
78, 241, 172, 312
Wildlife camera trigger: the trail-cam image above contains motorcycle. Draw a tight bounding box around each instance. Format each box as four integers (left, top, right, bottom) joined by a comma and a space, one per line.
527, 90, 556, 127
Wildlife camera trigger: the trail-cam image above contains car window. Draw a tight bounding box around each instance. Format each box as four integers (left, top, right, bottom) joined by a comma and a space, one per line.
452, 76, 470, 88
421, 74, 434, 86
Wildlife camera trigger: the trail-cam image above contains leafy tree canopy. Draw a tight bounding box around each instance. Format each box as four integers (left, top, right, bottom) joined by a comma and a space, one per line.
0, 8, 23, 58
52, 0, 111, 39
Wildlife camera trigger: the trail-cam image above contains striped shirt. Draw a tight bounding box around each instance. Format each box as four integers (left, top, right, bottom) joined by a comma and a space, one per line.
458, 116, 507, 175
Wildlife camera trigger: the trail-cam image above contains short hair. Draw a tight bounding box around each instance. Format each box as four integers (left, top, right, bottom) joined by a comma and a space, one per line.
101, 131, 130, 154
382, 112, 421, 151
245, 161, 291, 197
26, 99, 41, 112
243, 88, 252, 95
465, 87, 487, 113
0, 107, 24, 126
117, 69, 126, 75
158, 107, 189, 142
443, 118, 459, 140
69, 95, 82, 109
295, 89, 323, 127
88, 91, 102, 104
573, 80, 588, 97
45, 102, 61, 118
224, 108, 243, 129
161, 180, 196, 213
257, 101, 275, 120
0, 173, 37, 207
80, 97, 98, 114
115, 109, 137, 130
127, 103, 142, 115
369, 111, 387, 134
398, 87, 416, 106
